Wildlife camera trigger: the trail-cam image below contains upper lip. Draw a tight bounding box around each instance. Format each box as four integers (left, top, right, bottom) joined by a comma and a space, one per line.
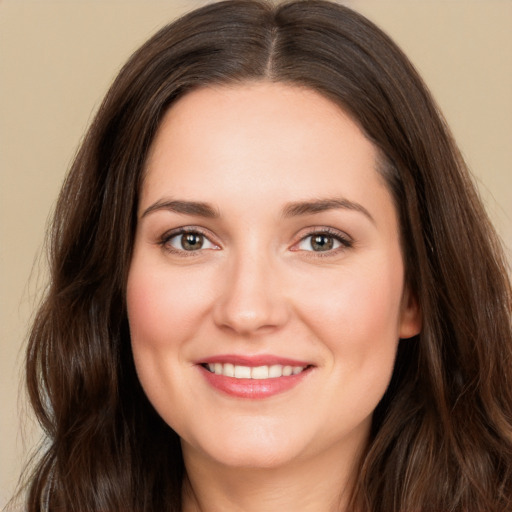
198, 354, 313, 367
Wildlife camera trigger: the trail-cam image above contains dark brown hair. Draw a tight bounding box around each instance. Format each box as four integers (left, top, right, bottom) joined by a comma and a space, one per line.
21, 1, 512, 510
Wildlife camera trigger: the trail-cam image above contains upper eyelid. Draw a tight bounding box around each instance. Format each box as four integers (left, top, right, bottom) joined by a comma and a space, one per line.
293, 226, 353, 242
160, 226, 215, 241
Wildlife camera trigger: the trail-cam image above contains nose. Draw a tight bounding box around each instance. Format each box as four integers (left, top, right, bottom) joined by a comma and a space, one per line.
212, 251, 290, 336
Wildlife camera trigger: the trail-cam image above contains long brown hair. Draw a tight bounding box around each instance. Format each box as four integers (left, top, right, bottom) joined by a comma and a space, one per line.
21, 1, 512, 510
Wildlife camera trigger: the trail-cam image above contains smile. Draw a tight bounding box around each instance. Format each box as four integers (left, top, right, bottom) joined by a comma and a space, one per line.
197, 356, 314, 399
203, 363, 307, 379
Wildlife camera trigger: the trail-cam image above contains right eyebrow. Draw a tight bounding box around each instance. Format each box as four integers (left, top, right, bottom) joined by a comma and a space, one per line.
282, 197, 375, 225
140, 199, 220, 219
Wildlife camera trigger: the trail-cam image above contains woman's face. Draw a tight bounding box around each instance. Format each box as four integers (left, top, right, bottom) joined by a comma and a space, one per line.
127, 82, 420, 470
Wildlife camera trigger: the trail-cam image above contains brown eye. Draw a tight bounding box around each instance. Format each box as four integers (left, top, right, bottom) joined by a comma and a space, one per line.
310, 234, 334, 251
180, 232, 204, 251
295, 230, 352, 254
164, 229, 218, 253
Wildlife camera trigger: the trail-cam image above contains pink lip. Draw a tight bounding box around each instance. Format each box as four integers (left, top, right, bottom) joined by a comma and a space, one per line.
196, 354, 314, 399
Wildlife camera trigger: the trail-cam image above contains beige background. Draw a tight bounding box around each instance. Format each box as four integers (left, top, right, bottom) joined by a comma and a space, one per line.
1, 0, 511, 507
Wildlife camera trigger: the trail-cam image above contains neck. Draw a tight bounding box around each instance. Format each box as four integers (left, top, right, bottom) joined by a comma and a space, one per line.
181, 440, 364, 512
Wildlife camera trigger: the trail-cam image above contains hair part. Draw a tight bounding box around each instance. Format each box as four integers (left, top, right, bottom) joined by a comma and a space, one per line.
21, 1, 512, 511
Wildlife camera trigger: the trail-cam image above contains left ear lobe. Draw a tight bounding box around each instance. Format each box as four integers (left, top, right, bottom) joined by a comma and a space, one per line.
399, 288, 422, 339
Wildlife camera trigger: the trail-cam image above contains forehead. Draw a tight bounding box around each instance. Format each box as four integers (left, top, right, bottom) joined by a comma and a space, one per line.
141, 81, 388, 215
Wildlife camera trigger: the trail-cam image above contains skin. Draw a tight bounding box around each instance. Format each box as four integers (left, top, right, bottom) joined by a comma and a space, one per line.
127, 82, 421, 512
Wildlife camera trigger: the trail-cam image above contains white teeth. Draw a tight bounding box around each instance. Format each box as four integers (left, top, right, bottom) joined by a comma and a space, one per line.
251, 366, 269, 379
268, 364, 283, 378
224, 363, 235, 377
205, 363, 307, 379
234, 365, 251, 379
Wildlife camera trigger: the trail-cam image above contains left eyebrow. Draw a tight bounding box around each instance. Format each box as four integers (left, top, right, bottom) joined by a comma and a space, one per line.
282, 198, 375, 224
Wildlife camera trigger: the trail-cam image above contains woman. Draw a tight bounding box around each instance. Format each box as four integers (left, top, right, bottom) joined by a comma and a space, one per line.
21, 0, 511, 511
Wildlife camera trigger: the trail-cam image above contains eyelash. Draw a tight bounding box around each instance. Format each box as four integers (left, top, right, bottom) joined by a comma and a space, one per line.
294, 227, 353, 257
158, 227, 353, 257
158, 227, 217, 256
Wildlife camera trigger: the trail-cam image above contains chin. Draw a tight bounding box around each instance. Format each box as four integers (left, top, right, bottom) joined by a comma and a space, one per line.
215, 449, 293, 469
181, 421, 309, 470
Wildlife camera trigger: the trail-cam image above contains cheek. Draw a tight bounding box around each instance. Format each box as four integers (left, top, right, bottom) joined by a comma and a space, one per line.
126, 261, 212, 347
126, 258, 216, 432
314, 265, 403, 427
125, 259, 212, 407
303, 260, 402, 331
295, 255, 404, 386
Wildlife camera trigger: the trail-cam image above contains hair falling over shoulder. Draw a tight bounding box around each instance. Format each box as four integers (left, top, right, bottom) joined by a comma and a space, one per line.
16, 1, 512, 511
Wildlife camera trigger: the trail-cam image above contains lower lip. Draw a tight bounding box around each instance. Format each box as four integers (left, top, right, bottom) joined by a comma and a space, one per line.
199, 365, 312, 399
